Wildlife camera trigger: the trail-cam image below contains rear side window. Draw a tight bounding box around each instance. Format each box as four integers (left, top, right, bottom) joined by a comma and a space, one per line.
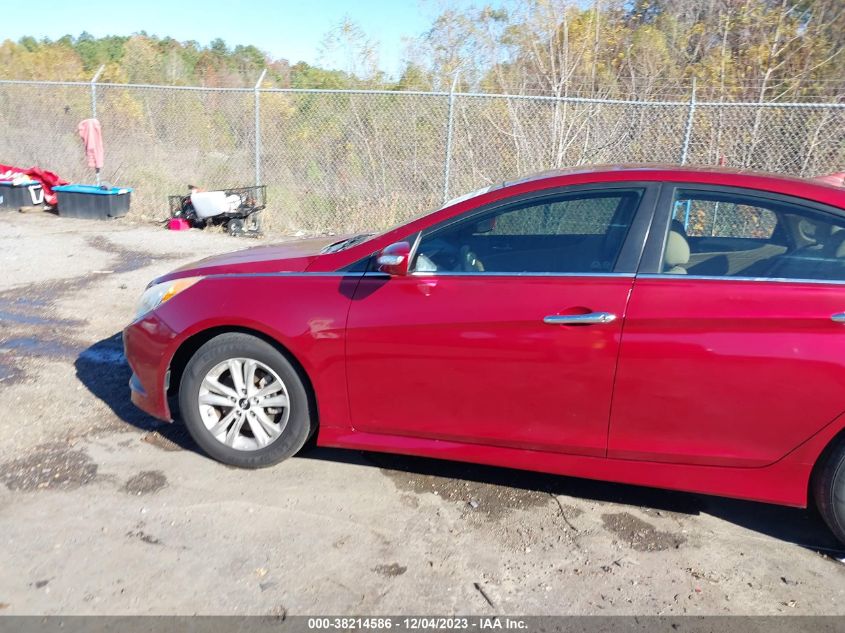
413, 189, 643, 274
662, 189, 845, 281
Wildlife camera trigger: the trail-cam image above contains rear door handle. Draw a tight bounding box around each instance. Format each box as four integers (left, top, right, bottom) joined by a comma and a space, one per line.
544, 312, 617, 325
831, 313, 845, 323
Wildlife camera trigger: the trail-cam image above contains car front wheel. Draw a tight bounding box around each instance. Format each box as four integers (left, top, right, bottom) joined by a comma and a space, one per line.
813, 434, 845, 545
178, 333, 313, 468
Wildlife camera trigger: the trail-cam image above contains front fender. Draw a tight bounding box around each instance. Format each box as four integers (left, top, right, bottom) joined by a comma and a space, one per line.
154, 273, 361, 429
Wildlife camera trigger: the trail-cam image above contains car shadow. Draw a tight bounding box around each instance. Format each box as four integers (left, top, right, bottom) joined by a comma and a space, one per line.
300, 450, 845, 559
78, 332, 844, 558
74, 332, 200, 451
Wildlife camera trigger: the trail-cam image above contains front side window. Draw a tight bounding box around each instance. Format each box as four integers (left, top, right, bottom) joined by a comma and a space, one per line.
412, 189, 643, 274
662, 189, 845, 281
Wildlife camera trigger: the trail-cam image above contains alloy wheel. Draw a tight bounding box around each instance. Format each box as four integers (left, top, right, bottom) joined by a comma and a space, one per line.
197, 357, 291, 451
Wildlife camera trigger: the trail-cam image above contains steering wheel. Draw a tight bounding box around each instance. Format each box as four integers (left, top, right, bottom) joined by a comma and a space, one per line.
459, 245, 485, 272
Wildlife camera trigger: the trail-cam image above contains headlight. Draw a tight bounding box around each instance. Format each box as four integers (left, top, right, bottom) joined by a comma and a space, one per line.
135, 276, 203, 320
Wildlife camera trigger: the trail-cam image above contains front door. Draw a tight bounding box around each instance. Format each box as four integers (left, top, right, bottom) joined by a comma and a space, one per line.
345, 185, 655, 457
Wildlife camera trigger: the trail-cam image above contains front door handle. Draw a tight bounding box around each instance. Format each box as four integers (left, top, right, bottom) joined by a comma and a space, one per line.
831, 313, 845, 323
544, 312, 617, 325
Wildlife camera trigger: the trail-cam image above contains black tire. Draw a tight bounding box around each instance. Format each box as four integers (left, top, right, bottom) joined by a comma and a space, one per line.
178, 333, 313, 468
228, 218, 245, 235
812, 434, 845, 545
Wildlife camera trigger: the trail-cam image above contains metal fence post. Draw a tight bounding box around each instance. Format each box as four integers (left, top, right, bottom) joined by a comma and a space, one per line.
90, 65, 105, 185
254, 69, 267, 187
90, 65, 104, 119
679, 77, 696, 165
442, 72, 460, 204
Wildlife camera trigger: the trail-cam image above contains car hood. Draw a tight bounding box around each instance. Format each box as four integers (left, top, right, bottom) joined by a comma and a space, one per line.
156, 235, 346, 282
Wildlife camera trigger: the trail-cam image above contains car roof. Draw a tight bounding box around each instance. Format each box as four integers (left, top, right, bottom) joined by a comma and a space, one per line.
502, 163, 838, 187
442, 164, 844, 209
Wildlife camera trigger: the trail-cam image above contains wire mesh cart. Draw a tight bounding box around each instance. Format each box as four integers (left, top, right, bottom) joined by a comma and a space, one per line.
169, 185, 266, 236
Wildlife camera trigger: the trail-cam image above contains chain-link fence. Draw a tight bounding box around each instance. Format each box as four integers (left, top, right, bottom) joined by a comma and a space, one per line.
0, 78, 842, 234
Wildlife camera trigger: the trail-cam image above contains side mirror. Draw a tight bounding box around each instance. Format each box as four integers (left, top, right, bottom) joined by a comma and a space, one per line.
377, 241, 411, 276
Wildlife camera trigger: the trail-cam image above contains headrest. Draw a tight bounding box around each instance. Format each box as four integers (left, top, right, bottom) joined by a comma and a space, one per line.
664, 231, 690, 267
824, 229, 845, 258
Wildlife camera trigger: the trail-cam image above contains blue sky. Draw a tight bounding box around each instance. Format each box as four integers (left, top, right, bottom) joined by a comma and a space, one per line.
3, 0, 469, 78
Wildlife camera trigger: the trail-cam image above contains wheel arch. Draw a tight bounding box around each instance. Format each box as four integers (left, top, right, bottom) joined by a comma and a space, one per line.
809, 425, 845, 503
167, 325, 319, 432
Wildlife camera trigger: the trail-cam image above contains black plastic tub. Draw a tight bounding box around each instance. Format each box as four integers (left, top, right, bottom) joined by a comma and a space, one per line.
54, 184, 133, 219
0, 181, 44, 210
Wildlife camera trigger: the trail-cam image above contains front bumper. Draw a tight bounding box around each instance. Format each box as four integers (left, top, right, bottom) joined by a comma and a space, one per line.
123, 312, 179, 422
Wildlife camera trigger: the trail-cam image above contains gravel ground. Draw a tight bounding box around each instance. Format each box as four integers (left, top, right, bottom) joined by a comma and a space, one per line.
0, 211, 843, 616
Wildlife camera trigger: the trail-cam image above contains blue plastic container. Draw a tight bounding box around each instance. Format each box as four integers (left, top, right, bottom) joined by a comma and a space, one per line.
54, 184, 133, 219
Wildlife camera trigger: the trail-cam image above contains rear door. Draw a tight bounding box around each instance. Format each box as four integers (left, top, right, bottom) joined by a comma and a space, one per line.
345, 183, 657, 456
609, 185, 845, 467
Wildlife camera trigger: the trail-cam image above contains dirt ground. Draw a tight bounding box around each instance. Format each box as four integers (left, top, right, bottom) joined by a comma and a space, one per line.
0, 211, 843, 616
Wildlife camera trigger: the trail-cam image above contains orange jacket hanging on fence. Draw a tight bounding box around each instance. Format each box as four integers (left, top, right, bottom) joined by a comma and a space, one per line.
77, 118, 104, 170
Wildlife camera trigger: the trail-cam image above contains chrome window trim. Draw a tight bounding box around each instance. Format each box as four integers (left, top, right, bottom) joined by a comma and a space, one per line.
204, 272, 360, 280
406, 271, 635, 278
197, 271, 845, 284
637, 273, 845, 286
203, 271, 636, 280
277, 271, 636, 278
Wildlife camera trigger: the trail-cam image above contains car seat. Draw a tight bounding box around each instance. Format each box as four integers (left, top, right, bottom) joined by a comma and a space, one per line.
664, 229, 690, 274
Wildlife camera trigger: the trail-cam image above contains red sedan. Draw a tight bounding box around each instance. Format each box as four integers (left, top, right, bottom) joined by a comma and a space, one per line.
124, 165, 845, 544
